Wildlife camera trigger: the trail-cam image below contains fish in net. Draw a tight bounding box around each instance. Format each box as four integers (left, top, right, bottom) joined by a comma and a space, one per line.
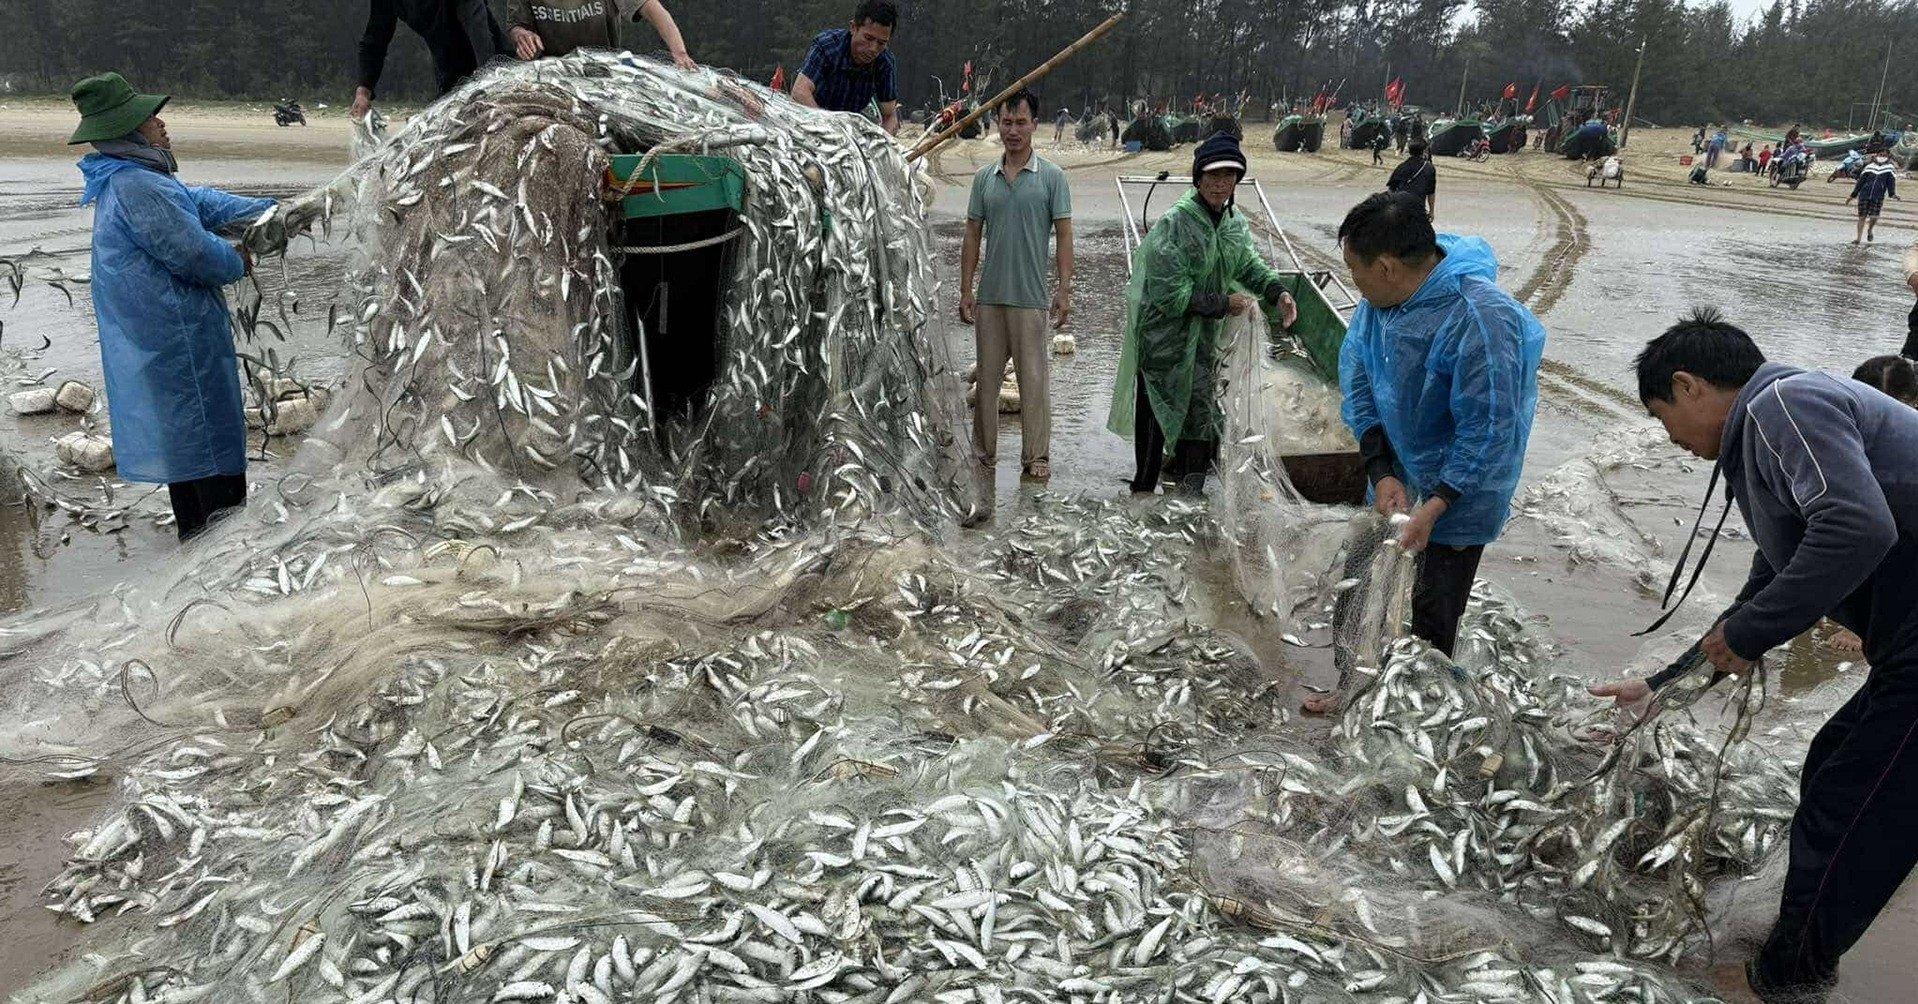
0, 55, 1808, 1004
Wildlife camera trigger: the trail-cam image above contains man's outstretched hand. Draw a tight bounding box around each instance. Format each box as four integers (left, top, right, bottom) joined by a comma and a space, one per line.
1588, 678, 1653, 720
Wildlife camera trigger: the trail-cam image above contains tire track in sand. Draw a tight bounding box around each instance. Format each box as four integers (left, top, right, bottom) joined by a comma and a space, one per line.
1510, 173, 1589, 317
1497, 165, 1645, 418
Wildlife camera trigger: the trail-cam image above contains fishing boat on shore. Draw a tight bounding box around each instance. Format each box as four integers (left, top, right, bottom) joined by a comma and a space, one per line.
1273, 114, 1304, 151
1345, 110, 1390, 150
1426, 118, 1484, 157
1273, 114, 1326, 152
1486, 116, 1529, 154
1559, 119, 1616, 159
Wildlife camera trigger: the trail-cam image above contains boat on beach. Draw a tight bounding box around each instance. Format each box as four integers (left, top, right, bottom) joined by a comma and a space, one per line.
1426, 118, 1485, 157
1273, 114, 1326, 153
1486, 117, 1529, 154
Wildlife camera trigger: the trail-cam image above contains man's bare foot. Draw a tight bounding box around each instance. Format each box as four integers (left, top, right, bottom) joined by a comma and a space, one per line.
1710, 962, 1764, 1004
1300, 693, 1339, 716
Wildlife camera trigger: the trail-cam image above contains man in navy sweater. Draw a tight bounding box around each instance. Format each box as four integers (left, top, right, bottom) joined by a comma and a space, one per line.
1592, 309, 1918, 1003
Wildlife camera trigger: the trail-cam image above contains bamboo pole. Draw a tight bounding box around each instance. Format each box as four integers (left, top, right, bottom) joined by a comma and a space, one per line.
906, 13, 1126, 163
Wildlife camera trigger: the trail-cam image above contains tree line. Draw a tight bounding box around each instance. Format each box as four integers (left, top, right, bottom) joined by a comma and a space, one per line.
2, 0, 1914, 131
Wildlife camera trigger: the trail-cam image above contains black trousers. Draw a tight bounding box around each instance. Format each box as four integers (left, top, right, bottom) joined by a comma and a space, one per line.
1410, 543, 1485, 656
1750, 655, 1918, 999
1130, 372, 1214, 493
1903, 298, 1918, 358
167, 473, 247, 542
1332, 528, 1485, 685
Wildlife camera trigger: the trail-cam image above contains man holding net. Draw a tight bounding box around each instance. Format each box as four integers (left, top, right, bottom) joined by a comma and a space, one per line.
69, 73, 279, 541
792, 1, 901, 135
1107, 132, 1297, 496
1591, 311, 1918, 1004
1303, 191, 1545, 715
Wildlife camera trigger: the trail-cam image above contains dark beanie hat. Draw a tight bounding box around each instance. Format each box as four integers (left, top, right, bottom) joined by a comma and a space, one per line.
1192, 131, 1247, 182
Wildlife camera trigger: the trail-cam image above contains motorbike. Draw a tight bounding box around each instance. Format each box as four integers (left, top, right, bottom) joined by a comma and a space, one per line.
273, 99, 306, 127
1828, 153, 1865, 182
1770, 153, 1810, 189
1458, 137, 1492, 162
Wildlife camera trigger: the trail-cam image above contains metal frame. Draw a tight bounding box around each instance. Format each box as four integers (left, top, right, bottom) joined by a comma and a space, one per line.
1113, 175, 1359, 321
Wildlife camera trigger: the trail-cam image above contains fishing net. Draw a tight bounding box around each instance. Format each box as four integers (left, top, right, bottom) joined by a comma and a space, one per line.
0, 55, 1808, 1004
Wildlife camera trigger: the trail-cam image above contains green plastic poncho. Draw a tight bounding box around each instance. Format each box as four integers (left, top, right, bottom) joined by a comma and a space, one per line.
1107, 190, 1287, 445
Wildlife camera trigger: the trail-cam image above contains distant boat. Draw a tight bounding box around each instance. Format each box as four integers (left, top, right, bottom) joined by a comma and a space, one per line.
1486, 117, 1529, 154
1805, 133, 1872, 157
1272, 114, 1324, 152
1426, 118, 1485, 157
1559, 119, 1616, 160
1167, 115, 1203, 144
1345, 111, 1391, 150
1273, 114, 1303, 151
1298, 115, 1326, 152
1122, 114, 1172, 151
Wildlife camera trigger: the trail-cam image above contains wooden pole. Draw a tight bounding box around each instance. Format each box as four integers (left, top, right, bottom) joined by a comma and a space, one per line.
1869, 38, 1893, 133
1620, 37, 1647, 150
907, 14, 1126, 162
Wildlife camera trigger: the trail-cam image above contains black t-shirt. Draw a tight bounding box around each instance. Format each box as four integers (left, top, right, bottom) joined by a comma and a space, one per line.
1387, 157, 1436, 198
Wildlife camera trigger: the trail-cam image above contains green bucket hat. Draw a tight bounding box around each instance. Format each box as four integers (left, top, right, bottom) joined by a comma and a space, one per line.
67, 73, 170, 145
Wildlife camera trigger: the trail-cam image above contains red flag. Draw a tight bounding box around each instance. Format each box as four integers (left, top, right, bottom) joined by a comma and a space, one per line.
1503, 82, 1517, 100
962, 61, 973, 94
1524, 82, 1540, 114
770, 65, 786, 91
1550, 84, 1571, 101
1385, 77, 1404, 109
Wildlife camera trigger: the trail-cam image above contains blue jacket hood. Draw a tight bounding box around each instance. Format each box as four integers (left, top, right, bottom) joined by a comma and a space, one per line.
78, 153, 154, 207
1402, 234, 1500, 311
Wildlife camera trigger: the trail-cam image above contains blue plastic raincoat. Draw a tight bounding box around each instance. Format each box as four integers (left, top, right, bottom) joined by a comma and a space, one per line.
1339, 234, 1546, 546
78, 154, 275, 484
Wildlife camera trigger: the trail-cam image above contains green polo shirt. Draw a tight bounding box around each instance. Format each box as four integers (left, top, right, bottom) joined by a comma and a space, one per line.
967, 154, 1071, 309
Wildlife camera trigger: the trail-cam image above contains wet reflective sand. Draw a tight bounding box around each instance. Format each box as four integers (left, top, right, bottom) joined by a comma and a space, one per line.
0, 115, 1911, 1000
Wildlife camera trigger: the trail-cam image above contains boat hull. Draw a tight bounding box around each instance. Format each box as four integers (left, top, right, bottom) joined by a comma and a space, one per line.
1427, 120, 1485, 158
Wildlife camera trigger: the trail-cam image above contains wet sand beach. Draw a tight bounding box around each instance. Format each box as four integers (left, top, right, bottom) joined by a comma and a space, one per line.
0, 105, 1911, 1000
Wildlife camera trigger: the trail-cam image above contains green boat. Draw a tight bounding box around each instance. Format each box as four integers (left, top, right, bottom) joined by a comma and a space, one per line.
1558, 119, 1616, 160
607, 153, 749, 418
1346, 111, 1390, 150
1297, 115, 1326, 152
1807, 133, 1872, 156
1168, 115, 1204, 144
1486, 117, 1529, 154
1273, 114, 1305, 152
1426, 118, 1485, 157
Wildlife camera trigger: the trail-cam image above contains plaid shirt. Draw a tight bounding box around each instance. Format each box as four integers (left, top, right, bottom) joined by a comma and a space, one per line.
799, 29, 897, 114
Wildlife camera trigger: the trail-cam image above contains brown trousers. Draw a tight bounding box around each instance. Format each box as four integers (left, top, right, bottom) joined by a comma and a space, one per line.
972, 305, 1051, 468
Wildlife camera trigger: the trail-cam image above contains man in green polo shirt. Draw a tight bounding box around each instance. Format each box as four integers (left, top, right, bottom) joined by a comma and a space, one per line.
959, 88, 1074, 489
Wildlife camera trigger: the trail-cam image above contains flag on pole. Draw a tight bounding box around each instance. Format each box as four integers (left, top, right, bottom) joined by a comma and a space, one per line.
1385, 77, 1404, 109
962, 61, 973, 94
1550, 84, 1571, 101
1525, 82, 1540, 114
1503, 82, 1518, 100
770, 65, 786, 91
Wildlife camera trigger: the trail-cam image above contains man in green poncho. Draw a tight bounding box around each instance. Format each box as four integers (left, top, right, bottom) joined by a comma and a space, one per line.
1108, 132, 1298, 494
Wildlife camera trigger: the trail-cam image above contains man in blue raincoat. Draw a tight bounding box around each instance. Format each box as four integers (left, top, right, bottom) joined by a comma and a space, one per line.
70, 73, 278, 541
1305, 191, 1545, 713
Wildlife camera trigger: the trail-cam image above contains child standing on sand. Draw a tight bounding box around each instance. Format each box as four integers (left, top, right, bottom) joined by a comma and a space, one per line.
1847, 148, 1900, 244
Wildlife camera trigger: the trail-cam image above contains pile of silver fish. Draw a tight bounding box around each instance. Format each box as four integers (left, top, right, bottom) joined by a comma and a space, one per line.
0, 57, 1802, 1004
11, 483, 1778, 1004
245, 50, 971, 533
